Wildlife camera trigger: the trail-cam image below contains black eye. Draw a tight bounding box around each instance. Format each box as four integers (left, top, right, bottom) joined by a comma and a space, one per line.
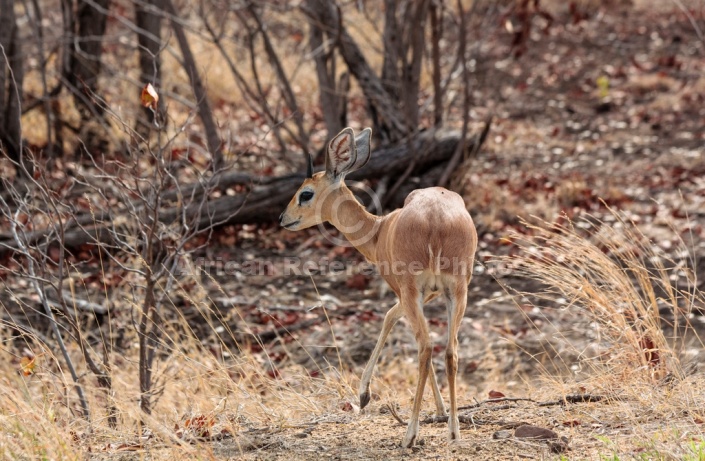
299, 190, 314, 203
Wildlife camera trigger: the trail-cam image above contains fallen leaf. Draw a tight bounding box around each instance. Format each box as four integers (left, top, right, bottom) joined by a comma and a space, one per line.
20, 356, 36, 376
489, 390, 505, 399
345, 273, 370, 290
464, 361, 478, 374
340, 401, 360, 413
639, 336, 660, 366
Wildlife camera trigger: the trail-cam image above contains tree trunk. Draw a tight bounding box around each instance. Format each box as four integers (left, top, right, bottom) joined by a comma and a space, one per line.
401, 0, 430, 131
134, 0, 165, 136
138, 274, 157, 415
430, 0, 443, 127
302, 0, 408, 142
0, 0, 24, 172
306, 0, 344, 140
67, 0, 110, 120
381, 0, 401, 102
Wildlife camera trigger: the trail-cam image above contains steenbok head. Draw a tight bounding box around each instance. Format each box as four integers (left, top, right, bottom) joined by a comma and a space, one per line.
279, 127, 371, 231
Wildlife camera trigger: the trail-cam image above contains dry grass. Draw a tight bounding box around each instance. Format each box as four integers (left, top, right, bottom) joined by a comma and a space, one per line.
503, 210, 703, 379
2, 208, 704, 459
0, 275, 360, 459
490, 210, 705, 457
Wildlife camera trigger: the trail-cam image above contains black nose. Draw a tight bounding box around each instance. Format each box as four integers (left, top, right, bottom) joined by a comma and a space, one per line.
278, 212, 284, 225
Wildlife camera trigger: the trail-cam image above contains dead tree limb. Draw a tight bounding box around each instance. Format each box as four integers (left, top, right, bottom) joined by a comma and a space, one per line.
163, 0, 224, 170
0, 131, 474, 253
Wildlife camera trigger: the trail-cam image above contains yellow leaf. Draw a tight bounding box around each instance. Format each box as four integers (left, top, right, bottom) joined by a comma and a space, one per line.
596, 75, 609, 99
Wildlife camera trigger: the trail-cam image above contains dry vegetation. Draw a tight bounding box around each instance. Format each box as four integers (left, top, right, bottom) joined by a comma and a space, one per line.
1, 1, 705, 460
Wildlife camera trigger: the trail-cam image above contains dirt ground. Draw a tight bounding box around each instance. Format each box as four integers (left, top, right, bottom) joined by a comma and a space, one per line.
211, 395, 703, 460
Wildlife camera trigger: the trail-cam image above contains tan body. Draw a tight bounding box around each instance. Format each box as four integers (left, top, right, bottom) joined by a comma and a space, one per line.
280, 128, 477, 447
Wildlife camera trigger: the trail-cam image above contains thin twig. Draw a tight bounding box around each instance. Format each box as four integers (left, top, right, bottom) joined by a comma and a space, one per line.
458, 396, 535, 411
670, 0, 704, 44
439, 115, 492, 189
245, 1, 309, 153
386, 404, 407, 425
416, 394, 607, 426
537, 394, 605, 407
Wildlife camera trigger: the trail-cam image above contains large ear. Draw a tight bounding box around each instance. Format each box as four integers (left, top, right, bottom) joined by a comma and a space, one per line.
325, 127, 357, 179
348, 127, 372, 172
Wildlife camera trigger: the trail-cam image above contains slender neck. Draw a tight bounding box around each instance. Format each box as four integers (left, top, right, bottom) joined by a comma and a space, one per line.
326, 187, 380, 261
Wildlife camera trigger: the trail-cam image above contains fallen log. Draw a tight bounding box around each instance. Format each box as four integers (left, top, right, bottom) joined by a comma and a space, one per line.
0, 127, 489, 254
158, 129, 464, 229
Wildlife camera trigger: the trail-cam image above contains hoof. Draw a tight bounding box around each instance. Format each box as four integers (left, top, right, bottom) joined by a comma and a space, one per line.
402, 424, 420, 448
401, 435, 416, 448
359, 391, 371, 409
449, 417, 460, 441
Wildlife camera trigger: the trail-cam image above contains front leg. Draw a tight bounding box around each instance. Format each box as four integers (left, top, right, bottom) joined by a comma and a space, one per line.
359, 302, 403, 409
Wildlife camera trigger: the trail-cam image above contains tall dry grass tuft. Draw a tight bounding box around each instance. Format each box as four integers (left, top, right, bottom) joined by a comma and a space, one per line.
491, 211, 705, 458
498, 209, 704, 389
0, 261, 361, 458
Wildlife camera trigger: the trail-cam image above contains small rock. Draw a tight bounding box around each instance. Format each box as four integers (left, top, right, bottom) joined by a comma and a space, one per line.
492, 430, 513, 439
550, 437, 570, 453
514, 425, 558, 440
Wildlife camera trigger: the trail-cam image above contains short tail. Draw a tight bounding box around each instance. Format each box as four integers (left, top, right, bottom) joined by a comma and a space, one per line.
428, 244, 442, 274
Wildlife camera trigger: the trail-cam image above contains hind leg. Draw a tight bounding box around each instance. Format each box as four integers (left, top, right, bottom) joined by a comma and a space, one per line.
445, 281, 468, 441
359, 302, 403, 409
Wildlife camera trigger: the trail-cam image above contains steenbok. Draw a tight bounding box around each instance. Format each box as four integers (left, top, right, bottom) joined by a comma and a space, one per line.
279, 127, 477, 447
